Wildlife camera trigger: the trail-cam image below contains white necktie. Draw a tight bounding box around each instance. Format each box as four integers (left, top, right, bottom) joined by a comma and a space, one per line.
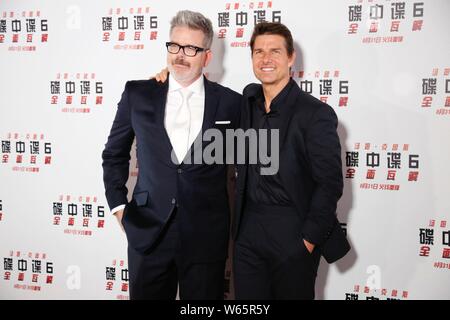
170, 88, 193, 163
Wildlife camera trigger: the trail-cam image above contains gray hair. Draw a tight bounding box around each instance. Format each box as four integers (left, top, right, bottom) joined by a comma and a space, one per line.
170, 10, 213, 49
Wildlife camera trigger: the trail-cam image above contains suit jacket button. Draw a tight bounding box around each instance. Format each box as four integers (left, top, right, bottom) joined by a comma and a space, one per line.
171, 198, 176, 205
177, 169, 183, 174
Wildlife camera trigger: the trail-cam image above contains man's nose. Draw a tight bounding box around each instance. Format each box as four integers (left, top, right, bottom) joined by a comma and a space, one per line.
262, 53, 272, 63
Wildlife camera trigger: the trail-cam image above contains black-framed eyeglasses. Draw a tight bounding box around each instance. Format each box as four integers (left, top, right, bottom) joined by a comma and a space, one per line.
165, 42, 207, 57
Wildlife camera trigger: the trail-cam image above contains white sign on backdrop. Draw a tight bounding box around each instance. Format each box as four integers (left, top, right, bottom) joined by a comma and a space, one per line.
0, 0, 449, 300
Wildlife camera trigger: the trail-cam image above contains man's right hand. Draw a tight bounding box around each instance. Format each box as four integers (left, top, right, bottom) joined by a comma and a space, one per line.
151, 67, 169, 83
114, 209, 125, 232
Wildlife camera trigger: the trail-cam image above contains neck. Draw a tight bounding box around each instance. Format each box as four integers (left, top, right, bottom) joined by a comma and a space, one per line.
262, 77, 290, 112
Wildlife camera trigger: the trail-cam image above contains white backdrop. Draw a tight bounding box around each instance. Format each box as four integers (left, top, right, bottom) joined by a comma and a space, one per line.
0, 0, 449, 300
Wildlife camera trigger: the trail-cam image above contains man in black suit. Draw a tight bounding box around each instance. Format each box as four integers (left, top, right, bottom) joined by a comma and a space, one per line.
232, 22, 350, 299
102, 10, 241, 300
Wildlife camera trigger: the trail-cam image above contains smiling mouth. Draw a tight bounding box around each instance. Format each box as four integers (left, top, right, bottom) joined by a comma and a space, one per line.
174, 64, 189, 69
174, 62, 190, 67
260, 67, 275, 72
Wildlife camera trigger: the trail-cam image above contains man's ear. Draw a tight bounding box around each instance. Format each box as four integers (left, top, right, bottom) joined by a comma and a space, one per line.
203, 50, 213, 68
288, 51, 296, 69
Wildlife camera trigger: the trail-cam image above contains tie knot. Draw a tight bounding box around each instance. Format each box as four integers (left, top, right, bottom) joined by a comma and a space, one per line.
180, 88, 193, 101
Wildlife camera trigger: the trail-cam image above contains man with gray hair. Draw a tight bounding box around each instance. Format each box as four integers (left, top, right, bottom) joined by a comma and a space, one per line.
102, 10, 241, 299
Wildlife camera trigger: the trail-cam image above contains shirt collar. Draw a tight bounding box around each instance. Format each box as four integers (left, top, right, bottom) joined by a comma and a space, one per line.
270, 78, 294, 110
168, 74, 205, 96
254, 78, 295, 114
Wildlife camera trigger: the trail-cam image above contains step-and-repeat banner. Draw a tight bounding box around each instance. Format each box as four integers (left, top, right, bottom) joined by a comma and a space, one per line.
0, 0, 449, 300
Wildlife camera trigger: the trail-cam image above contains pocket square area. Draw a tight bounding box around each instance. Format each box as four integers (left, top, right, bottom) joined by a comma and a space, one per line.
215, 120, 231, 124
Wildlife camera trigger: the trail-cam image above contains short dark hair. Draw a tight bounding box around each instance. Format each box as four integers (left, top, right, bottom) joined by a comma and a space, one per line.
250, 22, 294, 56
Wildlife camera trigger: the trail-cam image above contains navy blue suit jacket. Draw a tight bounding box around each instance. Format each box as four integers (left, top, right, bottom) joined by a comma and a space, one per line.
102, 77, 241, 262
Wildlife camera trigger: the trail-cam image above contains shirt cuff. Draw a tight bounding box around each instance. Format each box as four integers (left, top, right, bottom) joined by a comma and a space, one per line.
111, 204, 126, 215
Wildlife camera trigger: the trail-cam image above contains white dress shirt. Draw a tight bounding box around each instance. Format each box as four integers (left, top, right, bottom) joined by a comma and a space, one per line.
165, 74, 205, 163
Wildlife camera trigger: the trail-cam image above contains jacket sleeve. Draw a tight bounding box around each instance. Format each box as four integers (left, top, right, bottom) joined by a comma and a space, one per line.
301, 105, 343, 246
101, 81, 135, 210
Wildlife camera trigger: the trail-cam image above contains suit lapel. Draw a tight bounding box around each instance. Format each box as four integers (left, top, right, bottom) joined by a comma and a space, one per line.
150, 78, 179, 167
238, 89, 254, 203
278, 81, 301, 152
152, 77, 169, 124
202, 76, 219, 133
181, 76, 219, 166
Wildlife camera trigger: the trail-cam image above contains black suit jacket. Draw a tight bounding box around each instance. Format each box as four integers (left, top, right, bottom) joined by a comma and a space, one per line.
233, 81, 350, 263
102, 77, 241, 262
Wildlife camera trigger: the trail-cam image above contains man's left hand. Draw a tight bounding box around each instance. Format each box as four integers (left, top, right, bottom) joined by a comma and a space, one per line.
150, 67, 169, 82
303, 239, 315, 254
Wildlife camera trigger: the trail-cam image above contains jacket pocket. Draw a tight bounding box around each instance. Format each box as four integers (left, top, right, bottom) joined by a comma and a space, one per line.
133, 191, 149, 207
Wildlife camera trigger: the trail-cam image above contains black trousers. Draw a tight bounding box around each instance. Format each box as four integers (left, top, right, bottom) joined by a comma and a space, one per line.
127, 211, 225, 300
234, 203, 321, 300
